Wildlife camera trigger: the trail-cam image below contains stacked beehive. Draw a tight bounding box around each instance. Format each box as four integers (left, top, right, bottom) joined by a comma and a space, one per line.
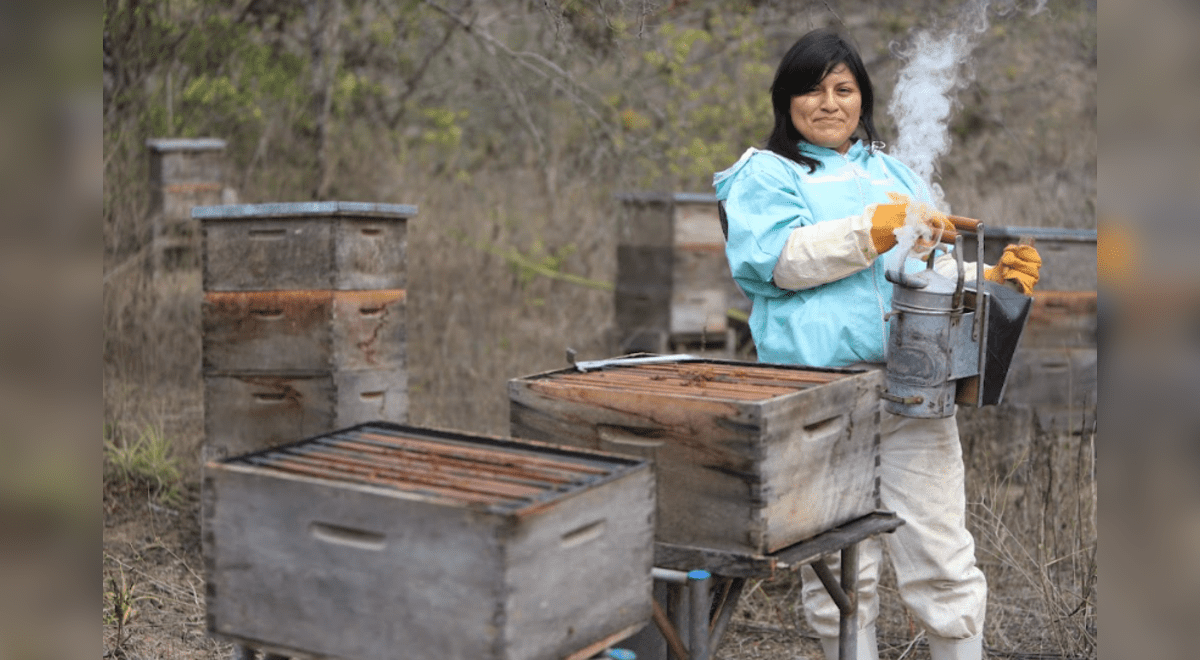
193, 201, 415, 462
614, 192, 748, 355
146, 138, 228, 275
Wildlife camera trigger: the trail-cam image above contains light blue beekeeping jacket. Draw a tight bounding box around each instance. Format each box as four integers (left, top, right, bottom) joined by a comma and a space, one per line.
714, 140, 936, 368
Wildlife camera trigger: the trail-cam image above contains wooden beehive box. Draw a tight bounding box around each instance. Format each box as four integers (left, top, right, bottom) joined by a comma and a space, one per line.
202, 289, 406, 373
202, 369, 407, 462
204, 422, 655, 660
147, 138, 228, 221
194, 201, 414, 291
615, 193, 746, 352
509, 357, 882, 556
146, 138, 229, 273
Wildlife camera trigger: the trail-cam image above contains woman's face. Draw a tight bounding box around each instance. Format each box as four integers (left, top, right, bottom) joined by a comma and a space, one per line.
790, 62, 862, 154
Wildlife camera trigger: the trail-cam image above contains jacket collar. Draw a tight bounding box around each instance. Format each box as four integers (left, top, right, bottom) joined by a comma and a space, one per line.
797, 139, 867, 161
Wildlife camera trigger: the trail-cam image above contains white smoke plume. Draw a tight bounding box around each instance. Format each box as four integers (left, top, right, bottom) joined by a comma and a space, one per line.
887, 0, 1050, 211
884, 0, 1047, 273
887, 0, 990, 214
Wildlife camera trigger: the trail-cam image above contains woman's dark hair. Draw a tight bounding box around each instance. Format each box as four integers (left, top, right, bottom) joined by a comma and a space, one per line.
766, 29, 880, 172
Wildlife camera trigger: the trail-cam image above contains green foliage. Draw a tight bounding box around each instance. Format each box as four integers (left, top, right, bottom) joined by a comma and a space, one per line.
421, 107, 469, 149
619, 12, 774, 190
511, 239, 578, 290
103, 424, 182, 506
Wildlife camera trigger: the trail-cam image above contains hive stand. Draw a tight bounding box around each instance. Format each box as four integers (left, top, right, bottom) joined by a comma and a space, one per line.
624, 511, 904, 660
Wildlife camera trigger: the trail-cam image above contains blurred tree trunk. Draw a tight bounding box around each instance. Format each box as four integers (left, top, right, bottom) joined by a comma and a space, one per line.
307, 0, 342, 200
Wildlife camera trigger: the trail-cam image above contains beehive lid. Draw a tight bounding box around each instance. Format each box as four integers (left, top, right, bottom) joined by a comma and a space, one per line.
213, 422, 644, 513
520, 356, 862, 403
191, 201, 417, 220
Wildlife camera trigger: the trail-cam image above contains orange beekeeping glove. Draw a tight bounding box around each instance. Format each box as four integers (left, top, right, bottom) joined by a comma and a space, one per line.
869, 192, 953, 254
985, 244, 1042, 295
869, 202, 910, 253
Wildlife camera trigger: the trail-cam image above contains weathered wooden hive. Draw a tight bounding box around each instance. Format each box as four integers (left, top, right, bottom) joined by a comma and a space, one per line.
203, 422, 655, 660
193, 201, 415, 462
961, 226, 1097, 433
146, 138, 229, 274
614, 193, 748, 354
509, 358, 883, 556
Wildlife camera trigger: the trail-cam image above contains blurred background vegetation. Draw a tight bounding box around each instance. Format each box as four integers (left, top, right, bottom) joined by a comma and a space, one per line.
103, 0, 1096, 448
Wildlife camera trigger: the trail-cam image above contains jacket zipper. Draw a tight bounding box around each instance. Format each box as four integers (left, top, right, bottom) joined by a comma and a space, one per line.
838, 151, 889, 361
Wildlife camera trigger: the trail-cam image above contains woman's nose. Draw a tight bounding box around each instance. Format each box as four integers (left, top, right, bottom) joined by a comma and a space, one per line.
819, 89, 838, 110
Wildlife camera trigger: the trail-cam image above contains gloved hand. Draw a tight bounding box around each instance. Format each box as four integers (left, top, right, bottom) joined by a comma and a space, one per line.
869, 192, 953, 254
985, 244, 1042, 295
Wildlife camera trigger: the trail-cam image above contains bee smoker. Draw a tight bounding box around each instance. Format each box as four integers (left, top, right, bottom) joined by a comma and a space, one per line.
880, 219, 1033, 418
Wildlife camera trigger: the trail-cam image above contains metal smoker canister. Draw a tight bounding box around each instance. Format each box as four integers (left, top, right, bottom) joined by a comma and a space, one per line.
882, 265, 976, 418
881, 222, 1033, 419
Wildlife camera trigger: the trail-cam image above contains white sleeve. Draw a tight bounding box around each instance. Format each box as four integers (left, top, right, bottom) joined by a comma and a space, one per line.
771, 204, 880, 290
932, 251, 983, 282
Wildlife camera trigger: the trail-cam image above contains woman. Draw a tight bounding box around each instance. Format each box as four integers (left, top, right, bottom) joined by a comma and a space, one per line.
713, 28, 1040, 660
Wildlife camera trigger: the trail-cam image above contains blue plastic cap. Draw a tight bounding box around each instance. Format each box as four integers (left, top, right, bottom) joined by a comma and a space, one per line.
687, 569, 711, 581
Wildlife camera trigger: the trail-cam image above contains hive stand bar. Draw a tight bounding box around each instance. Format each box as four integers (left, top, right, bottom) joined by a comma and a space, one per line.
810, 546, 859, 660
688, 571, 711, 660
641, 512, 903, 660
651, 598, 692, 660
671, 580, 690, 654
707, 577, 747, 652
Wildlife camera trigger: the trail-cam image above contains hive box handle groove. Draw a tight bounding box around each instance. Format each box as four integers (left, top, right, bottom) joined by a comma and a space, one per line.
804, 415, 842, 437
250, 309, 284, 320
309, 521, 387, 551
598, 425, 665, 448
560, 520, 606, 549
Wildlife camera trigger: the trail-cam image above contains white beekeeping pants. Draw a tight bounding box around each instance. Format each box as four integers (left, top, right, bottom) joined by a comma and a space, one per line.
800, 408, 988, 646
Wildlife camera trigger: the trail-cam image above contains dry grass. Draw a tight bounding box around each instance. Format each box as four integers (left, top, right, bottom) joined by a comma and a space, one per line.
968, 417, 1098, 658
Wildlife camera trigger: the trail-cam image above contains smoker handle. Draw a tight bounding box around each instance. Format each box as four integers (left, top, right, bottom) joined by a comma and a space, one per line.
947, 215, 982, 233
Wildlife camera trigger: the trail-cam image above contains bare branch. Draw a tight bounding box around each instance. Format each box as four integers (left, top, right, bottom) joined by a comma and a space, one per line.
420, 0, 619, 146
